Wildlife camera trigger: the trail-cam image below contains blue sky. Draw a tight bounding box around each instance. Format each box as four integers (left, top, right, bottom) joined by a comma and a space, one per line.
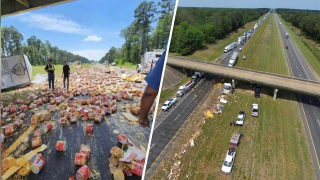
178, 0, 320, 10
1, 0, 164, 60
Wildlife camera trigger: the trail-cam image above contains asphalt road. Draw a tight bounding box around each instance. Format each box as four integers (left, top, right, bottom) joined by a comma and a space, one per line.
275, 13, 320, 179
144, 74, 217, 179
2, 95, 149, 180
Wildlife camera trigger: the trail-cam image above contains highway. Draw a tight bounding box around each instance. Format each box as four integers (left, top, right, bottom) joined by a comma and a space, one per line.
144, 75, 217, 179
275, 13, 320, 179
167, 56, 320, 97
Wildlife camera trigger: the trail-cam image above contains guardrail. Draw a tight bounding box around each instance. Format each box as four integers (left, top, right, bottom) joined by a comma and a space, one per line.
167, 56, 320, 97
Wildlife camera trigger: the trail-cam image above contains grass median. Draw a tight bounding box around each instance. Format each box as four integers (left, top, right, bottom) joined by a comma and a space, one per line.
237, 13, 289, 76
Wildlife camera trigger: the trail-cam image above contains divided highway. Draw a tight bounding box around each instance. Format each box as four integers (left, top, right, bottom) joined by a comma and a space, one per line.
144, 75, 217, 179
275, 13, 320, 179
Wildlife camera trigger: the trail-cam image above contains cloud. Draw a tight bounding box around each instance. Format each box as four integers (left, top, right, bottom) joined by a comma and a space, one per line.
19, 12, 90, 35
71, 49, 107, 61
84, 35, 102, 41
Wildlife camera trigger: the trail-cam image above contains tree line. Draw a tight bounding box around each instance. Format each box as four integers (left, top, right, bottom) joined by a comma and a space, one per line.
99, 0, 175, 65
276, 9, 320, 41
169, 7, 269, 55
1, 26, 93, 65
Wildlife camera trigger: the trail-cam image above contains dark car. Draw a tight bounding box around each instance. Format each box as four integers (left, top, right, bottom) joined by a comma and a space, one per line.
255, 88, 260, 97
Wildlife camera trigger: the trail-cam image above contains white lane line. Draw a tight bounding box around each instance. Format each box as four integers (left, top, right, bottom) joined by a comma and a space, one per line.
150, 143, 155, 150
310, 99, 312, 104
287, 36, 310, 80
318, 119, 320, 126
153, 80, 203, 130
173, 114, 180, 122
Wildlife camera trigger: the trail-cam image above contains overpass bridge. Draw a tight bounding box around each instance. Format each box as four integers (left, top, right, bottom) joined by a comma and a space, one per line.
1, 0, 75, 17
167, 56, 320, 98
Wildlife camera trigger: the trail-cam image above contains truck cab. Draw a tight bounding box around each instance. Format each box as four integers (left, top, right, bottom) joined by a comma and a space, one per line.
136, 49, 165, 73
191, 74, 200, 83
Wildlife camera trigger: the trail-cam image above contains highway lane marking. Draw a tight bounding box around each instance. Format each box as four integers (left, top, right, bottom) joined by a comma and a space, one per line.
278, 14, 320, 173
150, 143, 155, 150
298, 93, 320, 172
154, 80, 203, 130
287, 35, 310, 80
173, 114, 180, 122
144, 82, 215, 176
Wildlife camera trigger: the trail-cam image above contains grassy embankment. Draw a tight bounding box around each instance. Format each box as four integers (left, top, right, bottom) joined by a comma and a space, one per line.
150, 12, 315, 180
169, 14, 267, 62
277, 14, 320, 81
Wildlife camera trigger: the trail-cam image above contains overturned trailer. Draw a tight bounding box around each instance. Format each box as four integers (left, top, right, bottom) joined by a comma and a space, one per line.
1, 54, 32, 90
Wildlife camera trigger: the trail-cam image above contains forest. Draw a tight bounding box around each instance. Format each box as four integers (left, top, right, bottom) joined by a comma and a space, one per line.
276, 9, 320, 41
99, 0, 175, 65
1, 27, 93, 65
169, 7, 269, 55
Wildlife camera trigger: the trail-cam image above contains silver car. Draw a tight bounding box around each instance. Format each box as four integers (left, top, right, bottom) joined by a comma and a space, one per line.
243, 55, 246, 60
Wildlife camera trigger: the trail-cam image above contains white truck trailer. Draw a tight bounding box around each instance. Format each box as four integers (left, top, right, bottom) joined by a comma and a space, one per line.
136, 49, 165, 73
1, 54, 32, 90
228, 52, 238, 67
224, 42, 237, 53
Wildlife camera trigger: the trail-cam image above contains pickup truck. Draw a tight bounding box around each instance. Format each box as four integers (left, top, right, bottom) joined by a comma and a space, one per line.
252, 104, 259, 117
236, 111, 246, 126
161, 101, 172, 111
169, 98, 178, 105
221, 148, 237, 174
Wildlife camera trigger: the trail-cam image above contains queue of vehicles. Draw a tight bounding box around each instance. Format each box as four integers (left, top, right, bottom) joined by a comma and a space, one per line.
161, 71, 205, 111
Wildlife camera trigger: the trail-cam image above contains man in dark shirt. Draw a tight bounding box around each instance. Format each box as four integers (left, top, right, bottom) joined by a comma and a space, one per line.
44, 59, 55, 90
62, 60, 70, 90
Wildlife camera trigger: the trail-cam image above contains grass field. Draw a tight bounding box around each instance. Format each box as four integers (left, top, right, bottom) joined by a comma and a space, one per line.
31, 63, 95, 80
237, 13, 289, 76
151, 82, 315, 180
277, 14, 320, 81
169, 14, 267, 62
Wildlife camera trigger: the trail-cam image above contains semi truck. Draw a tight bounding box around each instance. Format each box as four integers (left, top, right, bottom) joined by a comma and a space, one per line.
195, 72, 205, 78
1, 54, 32, 90
238, 36, 245, 45
228, 52, 238, 67
136, 49, 165, 73
224, 42, 237, 53
247, 33, 252, 39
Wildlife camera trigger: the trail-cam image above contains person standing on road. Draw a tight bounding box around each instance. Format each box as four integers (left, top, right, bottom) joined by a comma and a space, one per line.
139, 49, 167, 128
45, 59, 55, 90
233, 122, 236, 127
62, 60, 70, 90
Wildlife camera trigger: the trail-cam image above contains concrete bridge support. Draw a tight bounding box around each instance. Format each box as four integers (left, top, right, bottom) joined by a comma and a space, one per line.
273, 89, 278, 100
